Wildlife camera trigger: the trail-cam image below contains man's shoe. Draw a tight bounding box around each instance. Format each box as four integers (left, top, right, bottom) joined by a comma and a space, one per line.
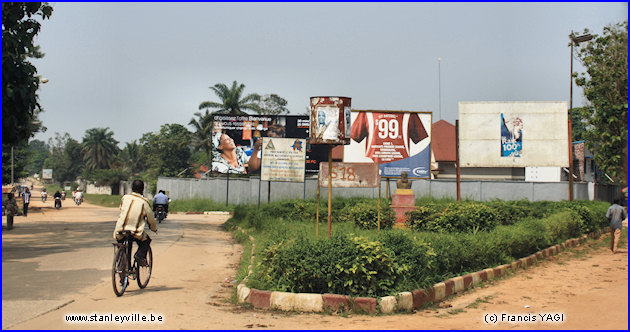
134, 254, 149, 267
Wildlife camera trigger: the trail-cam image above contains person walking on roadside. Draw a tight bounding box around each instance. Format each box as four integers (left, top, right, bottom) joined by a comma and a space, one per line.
606, 199, 627, 254
21, 187, 31, 216
5, 192, 18, 230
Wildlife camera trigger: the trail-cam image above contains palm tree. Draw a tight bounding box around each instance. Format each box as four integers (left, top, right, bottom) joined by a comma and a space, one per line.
81, 127, 120, 170
119, 140, 144, 175
189, 110, 214, 167
198, 81, 262, 115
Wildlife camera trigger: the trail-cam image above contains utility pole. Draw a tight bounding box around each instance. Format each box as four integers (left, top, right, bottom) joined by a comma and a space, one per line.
438, 57, 442, 120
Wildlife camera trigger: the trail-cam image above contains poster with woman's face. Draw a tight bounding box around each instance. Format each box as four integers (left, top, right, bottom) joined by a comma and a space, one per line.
211, 115, 327, 174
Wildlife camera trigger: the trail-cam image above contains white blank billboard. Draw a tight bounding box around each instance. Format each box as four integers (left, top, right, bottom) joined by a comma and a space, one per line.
459, 102, 568, 167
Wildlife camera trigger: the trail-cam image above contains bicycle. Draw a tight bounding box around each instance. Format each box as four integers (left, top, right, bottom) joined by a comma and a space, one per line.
112, 231, 153, 296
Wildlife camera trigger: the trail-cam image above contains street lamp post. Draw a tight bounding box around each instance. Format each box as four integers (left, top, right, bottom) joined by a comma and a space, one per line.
438, 57, 442, 121
568, 32, 593, 201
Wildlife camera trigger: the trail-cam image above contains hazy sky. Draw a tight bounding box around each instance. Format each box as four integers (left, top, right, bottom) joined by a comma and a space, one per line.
31, 2, 627, 146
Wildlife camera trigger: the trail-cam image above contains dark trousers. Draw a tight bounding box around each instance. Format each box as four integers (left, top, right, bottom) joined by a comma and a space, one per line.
118, 236, 152, 260
22, 203, 29, 216
7, 215, 14, 230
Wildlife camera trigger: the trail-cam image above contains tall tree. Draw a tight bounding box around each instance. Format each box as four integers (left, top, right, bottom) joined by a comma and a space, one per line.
43, 133, 84, 183
119, 141, 145, 176
198, 81, 262, 115
189, 110, 214, 166
2, 2, 53, 146
574, 21, 628, 185
255, 94, 290, 115
140, 124, 193, 178
25, 139, 49, 175
81, 127, 120, 171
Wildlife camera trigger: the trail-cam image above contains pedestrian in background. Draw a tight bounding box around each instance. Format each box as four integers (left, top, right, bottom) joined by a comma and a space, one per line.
5, 192, 18, 230
606, 199, 627, 254
21, 187, 31, 216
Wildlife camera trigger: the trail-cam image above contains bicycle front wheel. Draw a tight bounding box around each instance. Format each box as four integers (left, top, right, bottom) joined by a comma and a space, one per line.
136, 246, 153, 289
112, 246, 129, 296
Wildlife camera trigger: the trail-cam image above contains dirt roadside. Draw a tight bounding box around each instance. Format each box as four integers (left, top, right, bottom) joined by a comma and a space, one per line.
4, 196, 628, 330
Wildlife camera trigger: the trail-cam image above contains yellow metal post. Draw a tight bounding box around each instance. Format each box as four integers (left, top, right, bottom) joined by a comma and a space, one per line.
378, 177, 381, 232
316, 171, 320, 239
327, 145, 332, 238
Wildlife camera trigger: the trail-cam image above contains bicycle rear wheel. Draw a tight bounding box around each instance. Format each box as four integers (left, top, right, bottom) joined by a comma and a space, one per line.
112, 246, 129, 296
136, 246, 153, 289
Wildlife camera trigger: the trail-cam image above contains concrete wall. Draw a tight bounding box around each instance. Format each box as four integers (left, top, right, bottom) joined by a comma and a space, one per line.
157, 176, 622, 205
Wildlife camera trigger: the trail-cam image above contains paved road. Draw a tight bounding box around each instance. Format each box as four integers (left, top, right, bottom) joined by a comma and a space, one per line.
2, 199, 236, 329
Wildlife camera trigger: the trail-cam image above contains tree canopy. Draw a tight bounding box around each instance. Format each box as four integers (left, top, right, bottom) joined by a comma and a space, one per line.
81, 127, 120, 171
255, 94, 290, 115
574, 21, 628, 185
2, 2, 53, 146
199, 81, 262, 115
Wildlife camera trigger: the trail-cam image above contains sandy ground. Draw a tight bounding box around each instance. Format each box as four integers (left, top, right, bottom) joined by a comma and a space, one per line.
2, 185, 628, 330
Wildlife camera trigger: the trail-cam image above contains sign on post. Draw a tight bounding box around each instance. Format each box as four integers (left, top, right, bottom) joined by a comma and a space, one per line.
318, 162, 380, 188
42, 169, 53, 180
261, 137, 306, 182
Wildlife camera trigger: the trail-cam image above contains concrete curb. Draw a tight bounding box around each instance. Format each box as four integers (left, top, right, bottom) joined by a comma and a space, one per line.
236, 227, 609, 314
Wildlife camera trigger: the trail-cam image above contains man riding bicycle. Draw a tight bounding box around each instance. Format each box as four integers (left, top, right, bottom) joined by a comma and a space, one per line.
112, 180, 157, 266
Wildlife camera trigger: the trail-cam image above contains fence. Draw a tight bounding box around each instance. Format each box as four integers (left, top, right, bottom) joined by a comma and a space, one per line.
157, 176, 622, 205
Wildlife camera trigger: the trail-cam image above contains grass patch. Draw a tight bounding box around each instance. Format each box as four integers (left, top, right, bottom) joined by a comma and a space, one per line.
170, 198, 234, 213
84, 194, 122, 207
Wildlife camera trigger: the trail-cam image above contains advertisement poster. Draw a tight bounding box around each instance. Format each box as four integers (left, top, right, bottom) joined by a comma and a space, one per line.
343, 111, 432, 178
261, 138, 306, 182
500, 113, 523, 157
211, 115, 327, 174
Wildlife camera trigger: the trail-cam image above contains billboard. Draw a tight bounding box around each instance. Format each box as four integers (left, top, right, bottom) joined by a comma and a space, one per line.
318, 162, 380, 188
309, 96, 352, 145
42, 169, 53, 180
211, 115, 327, 174
261, 137, 306, 182
459, 102, 569, 167
343, 110, 432, 178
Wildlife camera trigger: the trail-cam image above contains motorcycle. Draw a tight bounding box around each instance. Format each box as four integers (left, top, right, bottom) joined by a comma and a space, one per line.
154, 205, 166, 223
75, 196, 83, 206
41, 193, 47, 203
54, 197, 62, 209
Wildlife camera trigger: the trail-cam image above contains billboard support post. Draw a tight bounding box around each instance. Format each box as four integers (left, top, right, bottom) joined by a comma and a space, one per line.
257, 176, 261, 209
316, 172, 320, 239
226, 172, 230, 207
456, 120, 461, 202
378, 174, 381, 232
327, 145, 332, 239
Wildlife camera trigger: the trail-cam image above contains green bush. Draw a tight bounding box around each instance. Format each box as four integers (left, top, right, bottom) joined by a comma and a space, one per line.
407, 202, 498, 233
377, 231, 436, 289
252, 234, 403, 297
337, 200, 396, 230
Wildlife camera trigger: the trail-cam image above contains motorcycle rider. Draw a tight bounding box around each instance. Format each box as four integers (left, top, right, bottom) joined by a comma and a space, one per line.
61, 191, 66, 200
152, 190, 169, 219
73, 190, 83, 205
41, 188, 48, 202
53, 190, 62, 208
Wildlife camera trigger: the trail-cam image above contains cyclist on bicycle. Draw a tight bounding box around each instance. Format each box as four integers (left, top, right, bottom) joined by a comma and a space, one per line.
112, 179, 157, 266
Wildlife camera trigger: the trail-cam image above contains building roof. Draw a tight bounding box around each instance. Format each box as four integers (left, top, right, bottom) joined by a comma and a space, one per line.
432, 120, 456, 162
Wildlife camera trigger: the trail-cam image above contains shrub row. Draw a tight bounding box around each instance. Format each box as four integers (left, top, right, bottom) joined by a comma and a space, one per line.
241, 207, 603, 297
406, 200, 609, 233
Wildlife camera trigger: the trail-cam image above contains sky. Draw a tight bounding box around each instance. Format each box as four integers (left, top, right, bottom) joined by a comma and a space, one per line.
31, 2, 627, 147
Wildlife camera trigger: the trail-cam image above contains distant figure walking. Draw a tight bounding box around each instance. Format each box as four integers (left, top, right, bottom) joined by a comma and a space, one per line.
21, 188, 31, 216
606, 199, 627, 254
5, 192, 18, 230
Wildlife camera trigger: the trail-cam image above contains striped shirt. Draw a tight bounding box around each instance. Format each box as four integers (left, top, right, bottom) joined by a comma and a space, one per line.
113, 192, 157, 240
